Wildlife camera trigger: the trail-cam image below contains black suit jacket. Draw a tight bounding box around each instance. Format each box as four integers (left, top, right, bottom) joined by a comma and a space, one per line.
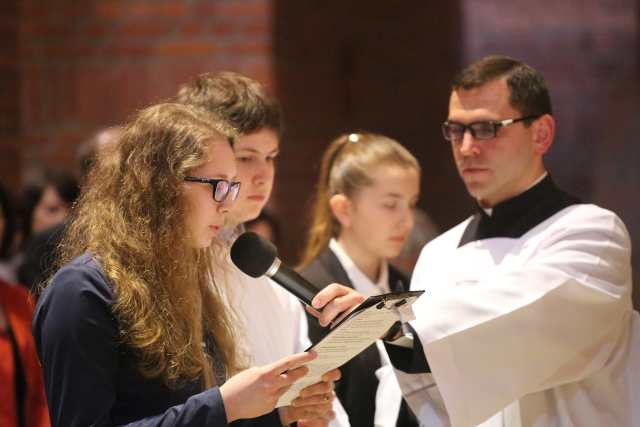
300, 248, 418, 427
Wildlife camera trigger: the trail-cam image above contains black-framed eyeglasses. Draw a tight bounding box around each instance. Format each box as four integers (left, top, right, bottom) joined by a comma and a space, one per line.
441, 115, 541, 142
184, 176, 241, 203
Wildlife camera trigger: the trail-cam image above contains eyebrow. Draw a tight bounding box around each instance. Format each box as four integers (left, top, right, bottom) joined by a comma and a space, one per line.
199, 173, 236, 181
235, 147, 280, 155
447, 115, 500, 123
381, 192, 420, 202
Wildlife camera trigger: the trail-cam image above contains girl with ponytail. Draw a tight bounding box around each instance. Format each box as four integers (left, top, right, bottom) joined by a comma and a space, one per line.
299, 132, 421, 427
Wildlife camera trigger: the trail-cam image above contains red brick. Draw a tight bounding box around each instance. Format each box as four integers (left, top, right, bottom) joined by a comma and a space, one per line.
22, 20, 70, 38
116, 19, 179, 38
223, 41, 271, 55
179, 21, 206, 37
96, 1, 188, 19
155, 41, 219, 57
101, 41, 152, 58
193, 0, 271, 18
83, 23, 111, 38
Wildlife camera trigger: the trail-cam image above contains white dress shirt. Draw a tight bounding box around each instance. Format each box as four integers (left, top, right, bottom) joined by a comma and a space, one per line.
329, 239, 405, 427
225, 262, 350, 426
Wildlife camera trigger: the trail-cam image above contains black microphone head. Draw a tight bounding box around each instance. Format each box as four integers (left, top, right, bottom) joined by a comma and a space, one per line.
230, 231, 278, 278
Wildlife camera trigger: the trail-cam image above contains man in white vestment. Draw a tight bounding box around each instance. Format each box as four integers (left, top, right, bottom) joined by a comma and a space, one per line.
176, 72, 350, 427
384, 55, 640, 426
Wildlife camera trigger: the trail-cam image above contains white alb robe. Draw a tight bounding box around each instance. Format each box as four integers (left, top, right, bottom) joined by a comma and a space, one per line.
398, 204, 640, 426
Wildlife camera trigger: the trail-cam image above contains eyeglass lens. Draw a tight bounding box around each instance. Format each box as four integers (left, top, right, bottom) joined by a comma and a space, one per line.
442, 122, 497, 141
213, 181, 240, 202
213, 180, 229, 202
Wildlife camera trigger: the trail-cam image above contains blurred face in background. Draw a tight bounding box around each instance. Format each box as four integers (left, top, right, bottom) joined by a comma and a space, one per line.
337, 163, 420, 261
0, 206, 5, 243
232, 128, 279, 223
31, 186, 72, 233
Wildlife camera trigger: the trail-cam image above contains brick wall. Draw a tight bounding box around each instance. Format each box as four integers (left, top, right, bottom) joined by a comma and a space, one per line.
0, 0, 20, 189
12, 0, 273, 184
3, 1, 638, 303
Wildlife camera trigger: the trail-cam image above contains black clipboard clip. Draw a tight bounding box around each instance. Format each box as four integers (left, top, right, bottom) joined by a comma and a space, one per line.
330, 290, 424, 329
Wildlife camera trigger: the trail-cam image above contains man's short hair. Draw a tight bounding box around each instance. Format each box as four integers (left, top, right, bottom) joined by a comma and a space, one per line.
176, 71, 281, 135
452, 55, 553, 120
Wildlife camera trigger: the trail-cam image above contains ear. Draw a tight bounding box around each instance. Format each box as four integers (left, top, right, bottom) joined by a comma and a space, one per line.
532, 114, 555, 155
329, 194, 352, 229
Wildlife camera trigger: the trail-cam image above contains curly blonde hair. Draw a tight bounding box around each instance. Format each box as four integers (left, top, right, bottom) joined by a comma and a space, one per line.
54, 103, 242, 388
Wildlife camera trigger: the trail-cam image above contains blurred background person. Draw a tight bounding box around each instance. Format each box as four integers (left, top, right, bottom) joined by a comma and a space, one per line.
17, 171, 79, 291
298, 132, 421, 427
0, 183, 20, 283
17, 127, 122, 293
390, 208, 439, 276
76, 126, 124, 179
27, 172, 78, 236
1, 277, 50, 426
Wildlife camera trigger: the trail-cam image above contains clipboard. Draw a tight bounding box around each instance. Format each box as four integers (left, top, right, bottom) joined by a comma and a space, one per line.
277, 290, 424, 407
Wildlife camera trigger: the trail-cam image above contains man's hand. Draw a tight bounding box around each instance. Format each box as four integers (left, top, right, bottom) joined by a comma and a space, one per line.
308, 283, 366, 327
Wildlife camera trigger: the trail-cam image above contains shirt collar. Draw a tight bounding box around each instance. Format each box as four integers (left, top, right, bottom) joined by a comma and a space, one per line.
482, 172, 548, 217
329, 238, 389, 295
458, 173, 581, 246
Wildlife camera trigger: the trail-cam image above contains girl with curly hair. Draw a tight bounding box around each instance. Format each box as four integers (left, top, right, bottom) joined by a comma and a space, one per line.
32, 103, 321, 426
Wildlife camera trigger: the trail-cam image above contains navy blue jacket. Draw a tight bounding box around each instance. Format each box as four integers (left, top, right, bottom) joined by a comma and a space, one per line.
33, 253, 280, 427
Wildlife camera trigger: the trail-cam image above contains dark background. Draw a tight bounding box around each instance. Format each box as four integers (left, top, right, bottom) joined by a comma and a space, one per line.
1, 0, 638, 307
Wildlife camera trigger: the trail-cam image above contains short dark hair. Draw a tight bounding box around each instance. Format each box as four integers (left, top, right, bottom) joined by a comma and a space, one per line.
452, 55, 553, 120
176, 71, 281, 135
21, 170, 79, 241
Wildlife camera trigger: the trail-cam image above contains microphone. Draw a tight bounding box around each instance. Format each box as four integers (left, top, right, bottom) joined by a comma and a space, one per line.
230, 231, 318, 305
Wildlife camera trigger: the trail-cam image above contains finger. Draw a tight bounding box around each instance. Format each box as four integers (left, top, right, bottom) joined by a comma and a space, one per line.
297, 402, 334, 417
298, 380, 332, 398
286, 402, 334, 421
298, 420, 328, 427
273, 382, 293, 400
321, 368, 341, 382
298, 420, 326, 427
305, 304, 323, 319
275, 365, 309, 389
310, 283, 351, 309
292, 392, 335, 407
299, 418, 332, 427
317, 292, 364, 326
305, 304, 322, 319
265, 351, 316, 376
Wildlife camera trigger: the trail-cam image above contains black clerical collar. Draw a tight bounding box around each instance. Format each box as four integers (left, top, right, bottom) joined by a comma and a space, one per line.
458, 175, 581, 247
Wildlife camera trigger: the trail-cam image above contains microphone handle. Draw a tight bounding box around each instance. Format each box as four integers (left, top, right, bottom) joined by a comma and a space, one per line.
270, 266, 318, 306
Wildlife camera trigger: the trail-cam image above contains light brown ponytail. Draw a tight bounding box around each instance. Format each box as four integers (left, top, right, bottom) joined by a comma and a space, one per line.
298, 132, 420, 268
